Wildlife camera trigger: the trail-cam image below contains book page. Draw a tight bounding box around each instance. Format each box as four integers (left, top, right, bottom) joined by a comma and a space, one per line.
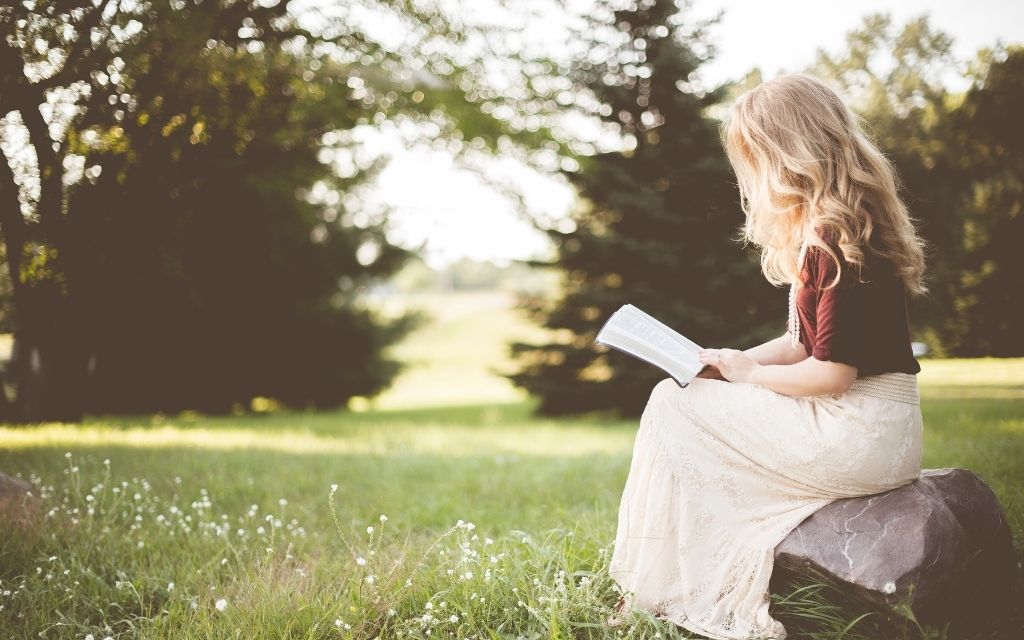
595, 304, 702, 386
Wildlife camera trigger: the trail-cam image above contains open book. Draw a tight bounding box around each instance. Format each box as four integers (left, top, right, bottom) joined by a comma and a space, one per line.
594, 304, 704, 388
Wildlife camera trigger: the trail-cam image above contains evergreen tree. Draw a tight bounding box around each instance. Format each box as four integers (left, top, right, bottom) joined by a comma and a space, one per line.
506, 0, 786, 417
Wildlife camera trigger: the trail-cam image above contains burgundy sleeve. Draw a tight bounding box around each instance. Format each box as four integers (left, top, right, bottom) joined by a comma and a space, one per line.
808, 245, 860, 368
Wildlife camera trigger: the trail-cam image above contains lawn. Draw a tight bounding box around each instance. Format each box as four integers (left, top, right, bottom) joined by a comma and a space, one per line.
1, 292, 1021, 639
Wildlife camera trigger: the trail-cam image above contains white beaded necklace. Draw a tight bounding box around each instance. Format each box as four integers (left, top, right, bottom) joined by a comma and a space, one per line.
787, 241, 809, 351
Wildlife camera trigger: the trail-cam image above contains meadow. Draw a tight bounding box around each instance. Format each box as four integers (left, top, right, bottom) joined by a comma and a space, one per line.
1, 291, 1021, 639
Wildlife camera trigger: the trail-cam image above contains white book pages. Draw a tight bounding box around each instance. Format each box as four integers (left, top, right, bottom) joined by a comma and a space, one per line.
594, 304, 703, 387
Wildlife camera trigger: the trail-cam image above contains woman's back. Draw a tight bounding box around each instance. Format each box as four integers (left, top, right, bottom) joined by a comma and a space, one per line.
795, 228, 921, 376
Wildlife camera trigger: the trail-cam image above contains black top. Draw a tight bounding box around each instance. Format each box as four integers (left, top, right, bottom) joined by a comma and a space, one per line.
795, 228, 921, 376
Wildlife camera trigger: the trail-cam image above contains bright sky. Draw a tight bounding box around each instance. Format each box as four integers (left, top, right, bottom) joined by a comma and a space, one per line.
367, 0, 1024, 269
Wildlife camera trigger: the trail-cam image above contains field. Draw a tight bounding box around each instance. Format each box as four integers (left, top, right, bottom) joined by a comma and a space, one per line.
1, 291, 1022, 639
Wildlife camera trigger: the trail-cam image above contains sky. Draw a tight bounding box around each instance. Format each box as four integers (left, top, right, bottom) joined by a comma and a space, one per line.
365, 0, 1024, 270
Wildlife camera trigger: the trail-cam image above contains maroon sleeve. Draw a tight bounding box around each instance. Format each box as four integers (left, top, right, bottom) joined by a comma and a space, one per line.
808, 243, 860, 368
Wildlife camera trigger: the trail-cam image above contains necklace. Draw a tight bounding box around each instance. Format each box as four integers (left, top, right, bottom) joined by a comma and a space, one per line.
788, 241, 809, 351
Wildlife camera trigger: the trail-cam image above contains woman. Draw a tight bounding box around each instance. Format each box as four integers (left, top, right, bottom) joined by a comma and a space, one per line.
606, 73, 927, 640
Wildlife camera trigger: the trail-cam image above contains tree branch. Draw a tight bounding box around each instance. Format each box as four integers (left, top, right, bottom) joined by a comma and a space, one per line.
41, 0, 118, 90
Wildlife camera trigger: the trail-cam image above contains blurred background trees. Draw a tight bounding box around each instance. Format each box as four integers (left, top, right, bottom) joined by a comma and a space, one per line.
1, 1, 1021, 421
505, 0, 786, 415
809, 15, 1024, 358
0, 0, 543, 421
507, 9, 1024, 416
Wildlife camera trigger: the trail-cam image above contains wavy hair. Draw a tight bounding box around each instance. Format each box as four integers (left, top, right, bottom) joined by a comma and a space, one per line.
719, 73, 926, 294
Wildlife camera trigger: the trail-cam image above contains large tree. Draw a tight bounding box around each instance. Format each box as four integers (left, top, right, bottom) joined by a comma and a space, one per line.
0, 0, 550, 420
506, 0, 786, 417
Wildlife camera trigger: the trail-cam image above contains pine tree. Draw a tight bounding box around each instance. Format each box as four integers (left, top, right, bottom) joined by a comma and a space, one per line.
506, 0, 786, 417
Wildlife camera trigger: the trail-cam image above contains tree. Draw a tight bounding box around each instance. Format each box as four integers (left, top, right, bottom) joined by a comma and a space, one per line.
948, 46, 1024, 355
506, 0, 786, 417
0, 0, 540, 420
63, 37, 422, 414
809, 15, 1024, 356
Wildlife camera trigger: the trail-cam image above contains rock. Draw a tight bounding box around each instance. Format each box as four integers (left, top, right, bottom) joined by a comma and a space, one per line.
770, 468, 1022, 637
0, 471, 38, 523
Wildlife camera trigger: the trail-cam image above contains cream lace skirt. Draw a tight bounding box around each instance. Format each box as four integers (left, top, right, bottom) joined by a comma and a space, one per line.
609, 373, 924, 640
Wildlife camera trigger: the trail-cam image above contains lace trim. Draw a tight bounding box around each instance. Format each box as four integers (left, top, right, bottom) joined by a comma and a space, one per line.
847, 372, 919, 405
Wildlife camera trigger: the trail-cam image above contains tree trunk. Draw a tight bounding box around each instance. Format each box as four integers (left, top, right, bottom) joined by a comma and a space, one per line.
0, 94, 87, 424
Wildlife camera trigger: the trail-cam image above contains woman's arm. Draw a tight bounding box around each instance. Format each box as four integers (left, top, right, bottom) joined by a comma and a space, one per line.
742, 333, 808, 366
697, 348, 857, 397
696, 333, 806, 380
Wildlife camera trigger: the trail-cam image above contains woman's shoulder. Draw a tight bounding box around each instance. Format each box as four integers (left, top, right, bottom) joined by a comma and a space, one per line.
806, 225, 896, 288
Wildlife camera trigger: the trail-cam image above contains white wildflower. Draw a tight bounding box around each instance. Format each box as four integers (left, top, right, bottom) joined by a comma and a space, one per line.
215, 598, 228, 611
882, 580, 896, 594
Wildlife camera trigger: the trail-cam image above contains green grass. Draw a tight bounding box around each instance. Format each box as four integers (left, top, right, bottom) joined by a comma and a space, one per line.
0, 292, 1021, 639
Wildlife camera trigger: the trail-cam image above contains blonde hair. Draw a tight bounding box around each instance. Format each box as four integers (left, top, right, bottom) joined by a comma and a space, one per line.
719, 73, 926, 294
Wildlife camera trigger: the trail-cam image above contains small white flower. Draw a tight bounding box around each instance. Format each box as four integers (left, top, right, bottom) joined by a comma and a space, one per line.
64, 452, 72, 459
379, 514, 388, 522
448, 614, 458, 623
85, 635, 94, 640
355, 556, 366, 566
366, 526, 374, 535
167, 582, 175, 591
882, 580, 896, 594
278, 498, 288, 506
387, 608, 396, 616
365, 575, 376, 584
330, 484, 338, 493
215, 598, 228, 611
424, 602, 432, 610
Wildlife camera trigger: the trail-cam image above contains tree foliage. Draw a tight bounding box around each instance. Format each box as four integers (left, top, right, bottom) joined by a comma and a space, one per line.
506, 0, 786, 417
810, 14, 1024, 356
0, 0, 530, 420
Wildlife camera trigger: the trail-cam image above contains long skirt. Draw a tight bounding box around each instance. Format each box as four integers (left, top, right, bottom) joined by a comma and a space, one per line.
609, 372, 924, 640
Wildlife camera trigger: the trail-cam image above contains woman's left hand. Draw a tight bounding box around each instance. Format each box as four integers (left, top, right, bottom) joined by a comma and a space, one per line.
697, 348, 761, 384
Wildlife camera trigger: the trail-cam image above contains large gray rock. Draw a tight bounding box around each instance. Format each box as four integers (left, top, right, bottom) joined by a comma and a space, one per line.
771, 468, 1021, 636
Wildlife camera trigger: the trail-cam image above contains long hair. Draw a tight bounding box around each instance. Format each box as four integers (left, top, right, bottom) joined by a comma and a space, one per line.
719, 73, 926, 294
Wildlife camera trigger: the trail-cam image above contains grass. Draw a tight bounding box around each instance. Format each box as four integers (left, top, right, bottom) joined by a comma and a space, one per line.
1, 291, 1022, 639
